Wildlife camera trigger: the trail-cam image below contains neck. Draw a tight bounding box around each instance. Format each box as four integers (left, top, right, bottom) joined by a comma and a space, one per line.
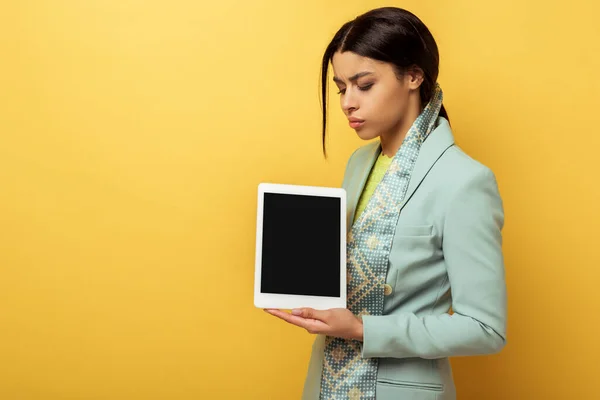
380, 96, 422, 157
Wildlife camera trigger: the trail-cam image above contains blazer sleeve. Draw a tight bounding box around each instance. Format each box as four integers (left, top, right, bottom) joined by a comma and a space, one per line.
360, 167, 507, 359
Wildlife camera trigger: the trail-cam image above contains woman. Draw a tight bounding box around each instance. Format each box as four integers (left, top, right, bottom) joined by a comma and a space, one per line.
266, 7, 507, 400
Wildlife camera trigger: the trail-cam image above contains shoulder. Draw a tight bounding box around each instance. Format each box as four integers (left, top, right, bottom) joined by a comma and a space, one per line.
427, 117, 498, 188
433, 145, 503, 216
436, 144, 498, 186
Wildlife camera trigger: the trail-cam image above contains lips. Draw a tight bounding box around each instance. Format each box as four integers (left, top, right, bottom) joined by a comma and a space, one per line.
348, 118, 365, 129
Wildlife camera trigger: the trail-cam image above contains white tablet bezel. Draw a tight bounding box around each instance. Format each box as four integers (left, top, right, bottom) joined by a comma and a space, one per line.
254, 183, 346, 310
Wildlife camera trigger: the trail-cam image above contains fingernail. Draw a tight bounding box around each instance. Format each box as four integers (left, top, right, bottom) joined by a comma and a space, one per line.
291, 309, 302, 315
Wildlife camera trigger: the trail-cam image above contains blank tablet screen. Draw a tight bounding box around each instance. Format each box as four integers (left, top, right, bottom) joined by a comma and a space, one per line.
260, 193, 341, 297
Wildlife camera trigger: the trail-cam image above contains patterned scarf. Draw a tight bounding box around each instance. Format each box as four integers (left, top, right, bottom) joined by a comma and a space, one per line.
318, 84, 444, 399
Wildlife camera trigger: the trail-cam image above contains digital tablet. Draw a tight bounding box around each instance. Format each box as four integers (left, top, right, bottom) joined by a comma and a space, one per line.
254, 183, 346, 310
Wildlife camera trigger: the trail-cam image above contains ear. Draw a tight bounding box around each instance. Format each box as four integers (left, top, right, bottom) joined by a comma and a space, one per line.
406, 66, 425, 90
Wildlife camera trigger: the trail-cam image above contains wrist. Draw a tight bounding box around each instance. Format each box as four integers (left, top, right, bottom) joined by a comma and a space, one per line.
355, 319, 364, 341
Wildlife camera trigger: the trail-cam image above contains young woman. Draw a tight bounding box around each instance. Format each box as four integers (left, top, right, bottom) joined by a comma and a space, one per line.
266, 7, 507, 400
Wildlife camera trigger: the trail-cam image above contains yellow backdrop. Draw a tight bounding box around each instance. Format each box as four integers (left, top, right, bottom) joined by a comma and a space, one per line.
1, 1, 598, 399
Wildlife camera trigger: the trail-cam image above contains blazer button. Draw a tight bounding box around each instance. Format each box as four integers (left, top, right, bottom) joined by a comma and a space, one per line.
383, 284, 393, 296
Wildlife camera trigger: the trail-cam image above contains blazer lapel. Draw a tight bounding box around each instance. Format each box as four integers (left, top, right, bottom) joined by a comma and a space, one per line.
344, 118, 454, 230
399, 118, 455, 212
346, 142, 380, 231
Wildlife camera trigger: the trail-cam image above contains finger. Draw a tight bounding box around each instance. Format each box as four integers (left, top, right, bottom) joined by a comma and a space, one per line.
265, 309, 311, 329
265, 309, 330, 334
292, 308, 328, 321
271, 310, 329, 334
301, 319, 330, 334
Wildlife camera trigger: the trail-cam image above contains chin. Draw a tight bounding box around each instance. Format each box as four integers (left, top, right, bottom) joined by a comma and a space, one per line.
355, 129, 379, 141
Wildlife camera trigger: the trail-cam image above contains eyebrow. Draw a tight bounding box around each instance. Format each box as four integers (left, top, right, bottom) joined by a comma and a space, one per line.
332, 71, 374, 84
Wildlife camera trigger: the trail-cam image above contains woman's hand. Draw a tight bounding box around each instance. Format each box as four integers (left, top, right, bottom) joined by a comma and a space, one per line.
265, 308, 363, 341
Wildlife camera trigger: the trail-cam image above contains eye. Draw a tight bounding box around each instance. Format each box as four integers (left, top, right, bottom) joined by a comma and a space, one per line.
358, 83, 374, 91
337, 88, 346, 95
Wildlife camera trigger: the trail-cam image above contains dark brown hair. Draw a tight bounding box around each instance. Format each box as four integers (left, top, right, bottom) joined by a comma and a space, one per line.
320, 7, 449, 156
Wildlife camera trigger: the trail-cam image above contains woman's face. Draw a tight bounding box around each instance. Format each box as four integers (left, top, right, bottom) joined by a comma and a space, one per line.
331, 51, 420, 142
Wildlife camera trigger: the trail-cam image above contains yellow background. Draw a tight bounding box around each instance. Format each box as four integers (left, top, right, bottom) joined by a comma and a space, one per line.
1, 1, 599, 399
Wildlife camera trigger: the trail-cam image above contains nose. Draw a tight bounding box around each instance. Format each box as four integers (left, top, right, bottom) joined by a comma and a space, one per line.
341, 89, 359, 115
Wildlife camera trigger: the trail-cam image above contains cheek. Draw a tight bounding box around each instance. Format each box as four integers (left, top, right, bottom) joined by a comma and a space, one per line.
370, 92, 405, 126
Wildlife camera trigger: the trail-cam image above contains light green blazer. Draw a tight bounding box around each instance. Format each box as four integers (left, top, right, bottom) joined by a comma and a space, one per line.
301, 118, 507, 400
